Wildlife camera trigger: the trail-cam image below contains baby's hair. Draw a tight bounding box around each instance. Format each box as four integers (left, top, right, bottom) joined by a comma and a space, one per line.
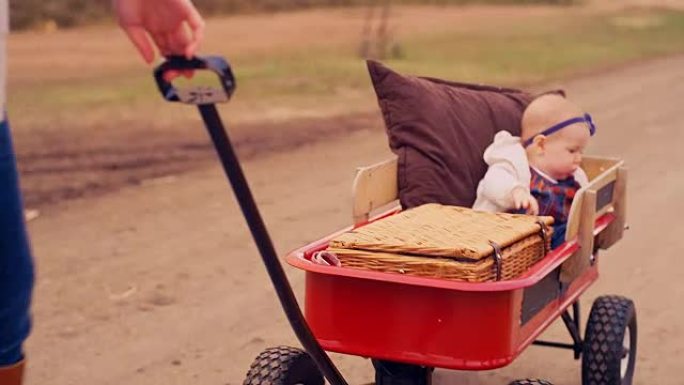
521, 94, 584, 144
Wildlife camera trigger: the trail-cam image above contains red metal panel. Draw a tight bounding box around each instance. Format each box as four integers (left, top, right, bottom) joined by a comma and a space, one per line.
305, 272, 521, 370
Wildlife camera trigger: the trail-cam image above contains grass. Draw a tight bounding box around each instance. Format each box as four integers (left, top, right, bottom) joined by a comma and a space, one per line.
231, 9, 684, 93
7, 6, 684, 142
235, 8, 684, 119
390, 11, 684, 83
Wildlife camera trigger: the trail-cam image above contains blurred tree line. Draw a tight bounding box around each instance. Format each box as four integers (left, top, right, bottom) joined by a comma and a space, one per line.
10, 0, 574, 31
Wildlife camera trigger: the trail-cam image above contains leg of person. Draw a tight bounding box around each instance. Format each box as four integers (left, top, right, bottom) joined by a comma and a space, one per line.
0, 118, 35, 384
551, 222, 567, 250
553, 222, 571, 294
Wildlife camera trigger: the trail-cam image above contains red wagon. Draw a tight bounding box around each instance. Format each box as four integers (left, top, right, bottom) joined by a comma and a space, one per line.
152, 56, 635, 385
274, 155, 635, 385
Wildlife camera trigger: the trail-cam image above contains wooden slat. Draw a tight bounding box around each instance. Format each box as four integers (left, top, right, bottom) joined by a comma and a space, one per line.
352, 157, 399, 225
562, 156, 627, 283
566, 157, 625, 241
597, 166, 628, 249
581, 155, 621, 180
561, 190, 596, 283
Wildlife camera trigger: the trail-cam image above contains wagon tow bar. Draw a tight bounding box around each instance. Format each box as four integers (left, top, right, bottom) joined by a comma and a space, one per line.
153, 55, 348, 385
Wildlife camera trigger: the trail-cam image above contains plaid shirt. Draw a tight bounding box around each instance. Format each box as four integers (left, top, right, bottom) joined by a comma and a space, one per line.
530, 168, 581, 226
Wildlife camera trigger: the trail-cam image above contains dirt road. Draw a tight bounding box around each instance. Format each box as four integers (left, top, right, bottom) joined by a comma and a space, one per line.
21, 54, 684, 385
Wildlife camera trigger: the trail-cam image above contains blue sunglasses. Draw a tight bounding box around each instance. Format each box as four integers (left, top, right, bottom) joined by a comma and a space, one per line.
523, 113, 596, 148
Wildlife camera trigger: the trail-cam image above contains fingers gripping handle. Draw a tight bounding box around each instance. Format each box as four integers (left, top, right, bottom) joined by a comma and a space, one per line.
154, 56, 236, 105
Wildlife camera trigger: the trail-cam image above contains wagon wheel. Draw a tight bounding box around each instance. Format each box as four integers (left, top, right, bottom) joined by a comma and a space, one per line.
508, 380, 554, 385
582, 296, 637, 385
243, 346, 324, 385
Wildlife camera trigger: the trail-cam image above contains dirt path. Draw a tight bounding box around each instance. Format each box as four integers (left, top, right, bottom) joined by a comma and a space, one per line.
22, 54, 684, 385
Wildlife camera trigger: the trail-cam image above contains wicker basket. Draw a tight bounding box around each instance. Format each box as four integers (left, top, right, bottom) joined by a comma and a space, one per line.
328, 204, 553, 282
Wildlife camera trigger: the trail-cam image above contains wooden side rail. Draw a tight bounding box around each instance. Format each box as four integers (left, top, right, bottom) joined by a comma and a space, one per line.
351, 157, 399, 225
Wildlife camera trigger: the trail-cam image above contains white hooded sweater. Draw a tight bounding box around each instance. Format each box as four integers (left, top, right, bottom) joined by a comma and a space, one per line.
472, 131, 588, 213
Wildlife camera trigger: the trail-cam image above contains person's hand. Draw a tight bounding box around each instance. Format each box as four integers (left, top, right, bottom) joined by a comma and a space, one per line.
511, 187, 539, 215
113, 0, 205, 64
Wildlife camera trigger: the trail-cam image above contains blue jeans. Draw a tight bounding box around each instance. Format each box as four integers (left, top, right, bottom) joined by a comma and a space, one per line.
0, 118, 34, 366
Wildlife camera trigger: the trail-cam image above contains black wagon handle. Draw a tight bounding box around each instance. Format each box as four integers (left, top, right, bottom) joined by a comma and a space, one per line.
153, 55, 236, 105
152, 56, 347, 385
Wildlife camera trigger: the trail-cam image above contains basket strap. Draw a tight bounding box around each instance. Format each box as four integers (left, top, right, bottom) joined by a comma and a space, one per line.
536, 220, 550, 255
487, 240, 503, 281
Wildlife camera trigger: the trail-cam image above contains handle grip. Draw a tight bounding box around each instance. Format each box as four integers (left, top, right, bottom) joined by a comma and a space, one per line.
154, 55, 236, 105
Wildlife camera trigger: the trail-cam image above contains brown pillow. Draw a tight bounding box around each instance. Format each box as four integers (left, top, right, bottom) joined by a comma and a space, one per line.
367, 60, 536, 209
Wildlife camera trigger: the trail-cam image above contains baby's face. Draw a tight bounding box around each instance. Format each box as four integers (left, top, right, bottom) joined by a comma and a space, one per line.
539, 122, 590, 180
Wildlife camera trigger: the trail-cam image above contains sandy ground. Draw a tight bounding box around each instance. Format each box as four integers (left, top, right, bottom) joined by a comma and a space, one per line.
18, 51, 684, 385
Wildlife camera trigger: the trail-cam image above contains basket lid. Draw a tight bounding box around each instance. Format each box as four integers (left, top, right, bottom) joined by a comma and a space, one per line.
330, 204, 553, 261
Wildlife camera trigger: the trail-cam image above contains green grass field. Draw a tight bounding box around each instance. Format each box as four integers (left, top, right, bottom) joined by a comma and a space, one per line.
232, 9, 684, 105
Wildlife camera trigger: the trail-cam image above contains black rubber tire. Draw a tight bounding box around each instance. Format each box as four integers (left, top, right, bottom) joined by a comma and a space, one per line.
243, 346, 324, 385
582, 296, 637, 385
508, 380, 554, 385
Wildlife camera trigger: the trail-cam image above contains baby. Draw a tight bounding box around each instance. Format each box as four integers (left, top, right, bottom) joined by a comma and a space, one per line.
473, 94, 595, 248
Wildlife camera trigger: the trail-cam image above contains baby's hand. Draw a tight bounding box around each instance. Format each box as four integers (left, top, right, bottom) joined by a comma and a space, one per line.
511, 187, 539, 216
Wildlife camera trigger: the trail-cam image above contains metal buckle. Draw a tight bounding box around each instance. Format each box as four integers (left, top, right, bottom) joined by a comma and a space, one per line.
488, 240, 503, 281
536, 220, 550, 255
